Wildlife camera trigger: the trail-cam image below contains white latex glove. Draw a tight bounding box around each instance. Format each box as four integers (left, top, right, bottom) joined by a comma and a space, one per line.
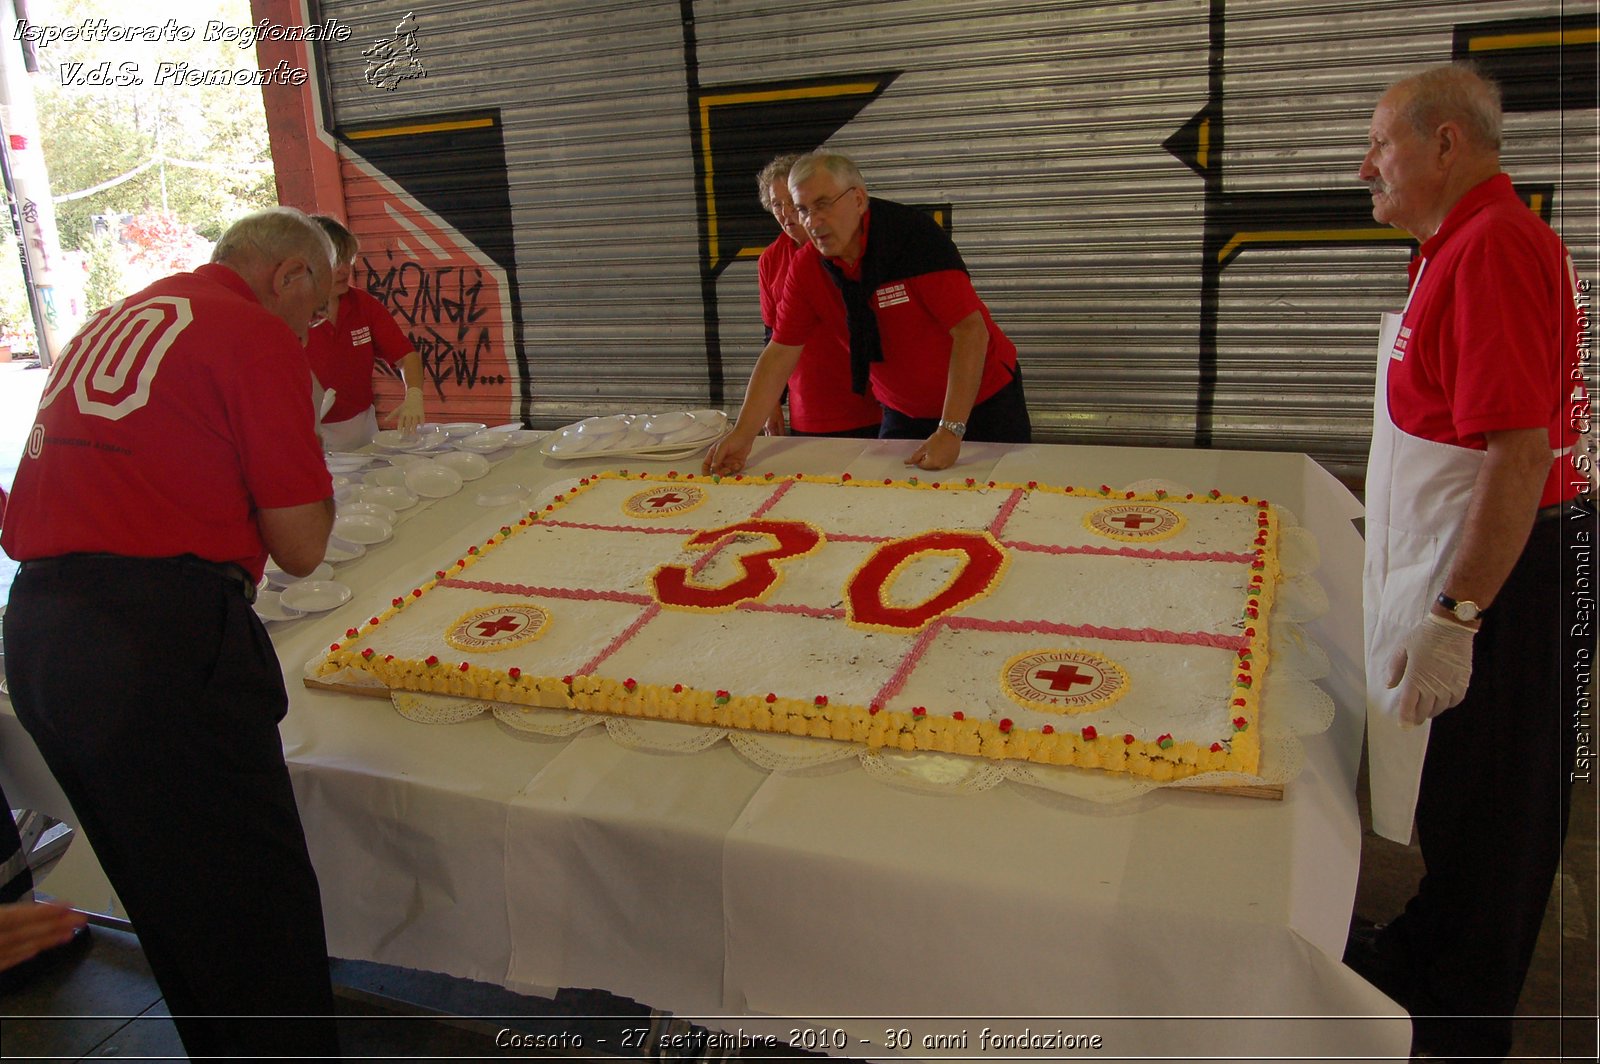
1384, 612, 1477, 727
387, 387, 425, 432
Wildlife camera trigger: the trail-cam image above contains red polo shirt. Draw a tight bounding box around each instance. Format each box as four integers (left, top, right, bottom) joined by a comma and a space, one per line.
1389, 174, 1583, 507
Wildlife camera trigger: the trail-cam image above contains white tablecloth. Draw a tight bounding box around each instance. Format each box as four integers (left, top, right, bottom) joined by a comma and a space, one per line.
2, 436, 1410, 1061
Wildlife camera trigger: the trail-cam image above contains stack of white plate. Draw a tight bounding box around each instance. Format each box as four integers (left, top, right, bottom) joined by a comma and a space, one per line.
540, 410, 727, 460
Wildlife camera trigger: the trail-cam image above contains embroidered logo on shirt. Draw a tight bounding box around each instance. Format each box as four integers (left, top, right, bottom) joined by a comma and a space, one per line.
1390, 324, 1411, 361
350, 326, 373, 346
875, 283, 910, 309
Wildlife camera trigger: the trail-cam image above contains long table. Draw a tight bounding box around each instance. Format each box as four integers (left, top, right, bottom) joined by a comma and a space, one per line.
3, 436, 1410, 1061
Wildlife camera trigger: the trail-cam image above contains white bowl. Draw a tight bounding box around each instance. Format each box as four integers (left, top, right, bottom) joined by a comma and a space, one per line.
333, 482, 362, 504
263, 561, 333, 588
441, 421, 488, 438
453, 432, 510, 455
323, 537, 367, 563
569, 415, 628, 438
252, 588, 303, 622
363, 466, 409, 488
475, 483, 528, 506
360, 485, 419, 510
638, 411, 695, 434
325, 452, 372, 473
373, 428, 449, 452
433, 451, 490, 480
337, 500, 398, 523
279, 579, 353, 613
332, 512, 394, 546
404, 461, 464, 499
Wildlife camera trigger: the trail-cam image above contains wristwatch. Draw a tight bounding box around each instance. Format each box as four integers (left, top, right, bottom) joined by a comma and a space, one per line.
1435, 591, 1483, 623
938, 419, 967, 439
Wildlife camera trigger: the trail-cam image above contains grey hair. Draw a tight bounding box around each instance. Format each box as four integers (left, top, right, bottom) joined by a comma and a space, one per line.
788, 150, 867, 192
757, 153, 804, 210
211, 207, 335, 270
1393, 62, 1503, 151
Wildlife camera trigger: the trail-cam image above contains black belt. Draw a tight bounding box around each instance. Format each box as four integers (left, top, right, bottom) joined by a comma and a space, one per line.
1536, 498, 1593, 523
18, 553, 258, 604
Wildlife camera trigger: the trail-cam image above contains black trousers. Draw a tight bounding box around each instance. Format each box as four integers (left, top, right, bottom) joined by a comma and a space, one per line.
878, 366, 1032, 444
1380, 505, 1586, 1059
4, 555, 339, 1059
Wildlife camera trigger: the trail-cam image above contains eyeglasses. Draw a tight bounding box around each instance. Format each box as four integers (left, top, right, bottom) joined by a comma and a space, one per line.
793, 187, 858, 221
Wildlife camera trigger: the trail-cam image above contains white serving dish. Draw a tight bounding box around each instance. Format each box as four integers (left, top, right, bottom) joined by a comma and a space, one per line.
279, 579, 353, 613
332, 512, 394, 546
433, 450, 491, 480
404, 461, 465, 499
252, 588, 303, 622
359, 485, 419, 510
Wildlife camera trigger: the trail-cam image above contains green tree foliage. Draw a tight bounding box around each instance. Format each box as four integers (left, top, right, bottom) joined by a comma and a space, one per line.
30, 0, 277, 248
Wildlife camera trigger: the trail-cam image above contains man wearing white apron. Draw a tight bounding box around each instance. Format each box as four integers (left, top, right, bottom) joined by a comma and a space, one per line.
1347, 64, 1585, 1061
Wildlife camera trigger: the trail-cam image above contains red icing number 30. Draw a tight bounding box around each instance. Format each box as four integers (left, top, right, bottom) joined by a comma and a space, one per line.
846, 530, 1008, 631
653, 520, 823, 610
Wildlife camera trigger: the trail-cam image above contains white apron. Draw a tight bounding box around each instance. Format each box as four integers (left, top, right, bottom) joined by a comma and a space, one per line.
320, 406, 380, 452
1362, 281, 1485, 844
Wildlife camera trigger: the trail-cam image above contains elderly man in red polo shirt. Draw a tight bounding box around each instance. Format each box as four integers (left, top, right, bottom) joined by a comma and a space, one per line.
1346, 62, 1586, 1062
707, 150, 1028, 473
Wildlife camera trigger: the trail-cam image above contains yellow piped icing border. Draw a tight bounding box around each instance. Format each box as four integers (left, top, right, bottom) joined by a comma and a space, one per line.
313, 471, 1282, 782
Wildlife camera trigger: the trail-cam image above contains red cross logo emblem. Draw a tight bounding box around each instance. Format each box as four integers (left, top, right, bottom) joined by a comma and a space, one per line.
475, 615, 523, 637
1034, 663, 1097, 692
1085, 503, 1182, 541
445, 604, 551, 653
1002, 649, 1129, 712
623, 483, 706, 519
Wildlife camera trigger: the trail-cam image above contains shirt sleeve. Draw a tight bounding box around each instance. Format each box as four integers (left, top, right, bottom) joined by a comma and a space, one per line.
355, 290, 417, 367
1446, 226, 1570, 442
907, 269, 984, 329
226, 323, 333, 510
758, 246, 781, 330
771, 252, 823, 348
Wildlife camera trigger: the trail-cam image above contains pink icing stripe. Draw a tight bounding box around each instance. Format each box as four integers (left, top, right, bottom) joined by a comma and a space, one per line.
1005, 540, 1257, 564
944, 614, 1247, 651
542, 520, 695, 535
749, 478, 796, 518
439, 579, 654, 606
581, 602, 663, 674
734, 601, 846, 619
874, 617, 947, 706
989, 488, 1025, 537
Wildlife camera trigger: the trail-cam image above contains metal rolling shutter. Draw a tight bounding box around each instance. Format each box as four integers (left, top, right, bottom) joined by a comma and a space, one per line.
311, 0, 1597, 477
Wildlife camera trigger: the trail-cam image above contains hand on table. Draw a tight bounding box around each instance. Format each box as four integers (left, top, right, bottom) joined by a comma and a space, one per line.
1385, 612, 1477, 727
906, 429, 961, 471
703, 429, 756, 476
386, 388, 426, 433
0, 901, 87, 972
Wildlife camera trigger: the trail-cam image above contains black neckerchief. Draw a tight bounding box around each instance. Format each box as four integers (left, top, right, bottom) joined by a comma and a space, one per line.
818, 197, 968, 395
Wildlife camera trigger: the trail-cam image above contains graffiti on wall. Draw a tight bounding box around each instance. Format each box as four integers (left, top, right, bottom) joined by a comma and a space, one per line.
362, 251, 508, 394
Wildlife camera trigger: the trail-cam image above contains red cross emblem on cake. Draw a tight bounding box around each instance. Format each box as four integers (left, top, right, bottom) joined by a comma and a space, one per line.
1000, 649, 1130, 712
444, 603, 552, 653
1084, 503, 1184, 542
622, 484, 707, 519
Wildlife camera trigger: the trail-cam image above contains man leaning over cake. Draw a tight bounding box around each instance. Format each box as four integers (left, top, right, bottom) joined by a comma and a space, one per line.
705, 150, 1029, 474
2, 208, 342, 1058
1344, 62, 1584, 1062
